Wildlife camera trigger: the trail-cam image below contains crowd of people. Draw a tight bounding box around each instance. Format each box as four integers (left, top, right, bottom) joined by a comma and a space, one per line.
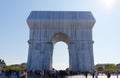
27, 70, 84, 78
0, 69, 98, 78
0, 70, 26, 78
0, 69, 118, 78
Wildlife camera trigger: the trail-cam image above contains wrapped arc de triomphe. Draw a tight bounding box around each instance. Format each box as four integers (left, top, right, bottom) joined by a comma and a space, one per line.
26, 11, 96, 72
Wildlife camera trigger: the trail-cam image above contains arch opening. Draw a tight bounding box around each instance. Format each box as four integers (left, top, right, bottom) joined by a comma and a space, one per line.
52, 33, 70, 70
52, 41, 69, 70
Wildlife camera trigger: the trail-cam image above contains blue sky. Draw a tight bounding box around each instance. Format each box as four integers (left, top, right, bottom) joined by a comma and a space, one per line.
0, 0, 120, 70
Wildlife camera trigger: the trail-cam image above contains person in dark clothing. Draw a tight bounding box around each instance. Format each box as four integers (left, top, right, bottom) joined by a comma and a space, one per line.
107, 73, 111, 78
84, 72, 88, 78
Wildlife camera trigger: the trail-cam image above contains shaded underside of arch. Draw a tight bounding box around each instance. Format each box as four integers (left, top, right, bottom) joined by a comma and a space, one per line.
52, 32, 70, 45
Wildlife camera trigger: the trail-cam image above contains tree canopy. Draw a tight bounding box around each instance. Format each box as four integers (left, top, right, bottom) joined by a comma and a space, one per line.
95, 64, 120, 73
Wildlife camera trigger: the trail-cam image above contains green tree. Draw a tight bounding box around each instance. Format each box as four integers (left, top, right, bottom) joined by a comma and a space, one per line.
95, 66, 104, 72
103, 64, 116, 73
116, 64, 120, 72
66, 67, 70, 71
0, 64, 26, 71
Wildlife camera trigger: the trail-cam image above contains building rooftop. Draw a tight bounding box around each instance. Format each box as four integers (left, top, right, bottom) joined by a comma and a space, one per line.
27, 11, 95, 22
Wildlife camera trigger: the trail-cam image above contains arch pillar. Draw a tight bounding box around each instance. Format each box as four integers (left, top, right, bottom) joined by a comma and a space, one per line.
75, 40, 94, 72
69, 43, 78, 71
27, 40, 53, 71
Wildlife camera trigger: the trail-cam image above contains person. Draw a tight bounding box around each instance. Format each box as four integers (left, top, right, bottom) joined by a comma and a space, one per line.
84, 72, 88, 78
20, 71, 26, 78
0, 70, 2, 76
51, 68, 57, 78
106, 72, 111, 78
95, 71, 98, 78
48, 70, 52, 78
40, 70, 44, 78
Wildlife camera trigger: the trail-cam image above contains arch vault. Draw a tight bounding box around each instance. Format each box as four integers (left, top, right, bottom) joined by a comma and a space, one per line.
27, 11, 96, 72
